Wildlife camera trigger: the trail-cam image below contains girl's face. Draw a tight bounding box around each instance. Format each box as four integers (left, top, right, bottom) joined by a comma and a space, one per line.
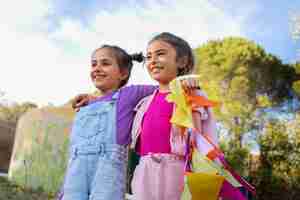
146, 40, 180, 85
90, 48, 128, 94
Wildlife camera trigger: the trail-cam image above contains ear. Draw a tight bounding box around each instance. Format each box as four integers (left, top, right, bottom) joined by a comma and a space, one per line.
177, 56, 188, 70
120, 69, 129, 81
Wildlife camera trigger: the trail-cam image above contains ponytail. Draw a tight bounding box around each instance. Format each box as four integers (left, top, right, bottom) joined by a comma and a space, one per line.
130, 52, 144, 63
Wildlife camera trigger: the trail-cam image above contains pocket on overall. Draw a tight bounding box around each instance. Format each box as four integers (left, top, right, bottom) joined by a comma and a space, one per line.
72, 108, 108, 138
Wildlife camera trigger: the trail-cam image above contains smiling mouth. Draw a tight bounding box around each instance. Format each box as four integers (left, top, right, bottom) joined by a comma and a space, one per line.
150, 64, 163, 72
93, 74, 107, 80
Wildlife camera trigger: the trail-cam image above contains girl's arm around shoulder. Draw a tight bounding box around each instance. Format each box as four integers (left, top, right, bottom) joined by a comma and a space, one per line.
119, 84, 158, 106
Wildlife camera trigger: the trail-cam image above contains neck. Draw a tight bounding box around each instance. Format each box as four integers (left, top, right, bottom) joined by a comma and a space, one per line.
100, 87, 118, 96
159, 83, 170, 93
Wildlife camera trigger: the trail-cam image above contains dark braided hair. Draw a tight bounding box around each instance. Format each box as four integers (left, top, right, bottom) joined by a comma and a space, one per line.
92, 45, 144, 88
130, 52, 144, 63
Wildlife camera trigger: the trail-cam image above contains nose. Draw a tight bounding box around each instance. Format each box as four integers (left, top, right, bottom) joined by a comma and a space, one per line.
91, 62, 102, 72
91, 66, 99, 74
147, 55, 158, 67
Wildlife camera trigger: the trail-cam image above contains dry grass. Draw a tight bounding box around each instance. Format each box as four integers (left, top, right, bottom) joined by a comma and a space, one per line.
0, 176, 55, 200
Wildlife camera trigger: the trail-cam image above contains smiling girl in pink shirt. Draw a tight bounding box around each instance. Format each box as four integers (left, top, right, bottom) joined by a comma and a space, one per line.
130, 32, 219, 200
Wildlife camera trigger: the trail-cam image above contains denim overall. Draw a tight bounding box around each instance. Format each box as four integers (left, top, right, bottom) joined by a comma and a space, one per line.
63, 92, 127, 200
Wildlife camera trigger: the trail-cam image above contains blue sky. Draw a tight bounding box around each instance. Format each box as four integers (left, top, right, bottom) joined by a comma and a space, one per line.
47, 0, 300, 62
241, 1, 300, 62
1, 0, 300, 106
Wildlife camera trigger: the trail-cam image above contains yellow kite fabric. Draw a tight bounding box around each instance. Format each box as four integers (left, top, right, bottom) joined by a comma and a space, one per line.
192, 150, 242, 188
166, 75, 194, 128
166, 75, 218, 129
181, 150, 242, 200
181, 172, 225, 200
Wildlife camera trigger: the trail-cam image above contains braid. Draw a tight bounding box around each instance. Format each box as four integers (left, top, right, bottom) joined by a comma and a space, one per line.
130, 52, 144, 63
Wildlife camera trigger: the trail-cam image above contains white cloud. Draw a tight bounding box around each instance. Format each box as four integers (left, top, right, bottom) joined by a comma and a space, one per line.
1, 0, 255, 106
0, 0, 92, 106
0, 0, 51, 33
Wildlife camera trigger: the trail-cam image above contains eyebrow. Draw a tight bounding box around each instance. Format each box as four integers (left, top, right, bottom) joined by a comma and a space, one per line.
91, 58, 111, 62
146, 49, 167, 55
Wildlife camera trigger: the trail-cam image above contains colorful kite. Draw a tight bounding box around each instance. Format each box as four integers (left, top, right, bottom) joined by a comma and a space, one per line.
167, 75, 256, 200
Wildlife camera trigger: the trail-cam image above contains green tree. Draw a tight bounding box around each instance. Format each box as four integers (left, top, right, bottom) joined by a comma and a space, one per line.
292, 62, 300, 96
194, 37, 297, 142
290, 11, 300, 93
255, 119, 300, 199
194, 37, 299, 179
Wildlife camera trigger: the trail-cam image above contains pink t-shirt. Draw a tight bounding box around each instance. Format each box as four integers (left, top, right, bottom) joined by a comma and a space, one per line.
138, 91, 174, 156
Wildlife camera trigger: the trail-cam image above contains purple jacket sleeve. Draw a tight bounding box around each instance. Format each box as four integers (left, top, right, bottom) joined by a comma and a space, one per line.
120, 85, 157, 107
115, 85, 157, 145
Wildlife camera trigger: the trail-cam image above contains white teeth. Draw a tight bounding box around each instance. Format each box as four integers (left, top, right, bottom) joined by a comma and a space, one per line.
152, 68, 161, 73
95, 74, 105, 78
154, 66, 163, 69
151, 66, 163, 71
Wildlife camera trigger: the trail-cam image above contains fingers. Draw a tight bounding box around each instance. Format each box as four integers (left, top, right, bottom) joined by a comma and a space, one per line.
72, 94, 89, 110
75, 98, 88, 107
187, 78, 197, 90
180, 79, 189, 93
71, 96, 79, 109
180, 77, 201, 94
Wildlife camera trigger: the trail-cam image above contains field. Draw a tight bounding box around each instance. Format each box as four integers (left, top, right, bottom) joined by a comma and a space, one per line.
0, 176, 55, 200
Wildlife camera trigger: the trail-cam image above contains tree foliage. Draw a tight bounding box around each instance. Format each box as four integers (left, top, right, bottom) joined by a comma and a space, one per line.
254, 119, 300, 200
195, 37, 297, 106
194, 37, 298, 146
194, 37, 300, 199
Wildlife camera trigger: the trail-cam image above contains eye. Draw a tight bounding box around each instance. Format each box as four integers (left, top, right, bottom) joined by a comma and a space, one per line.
91, 60, 97, 67
101, 62, 110, 66
145, 55, 151, 60
157, 51, 165, 57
